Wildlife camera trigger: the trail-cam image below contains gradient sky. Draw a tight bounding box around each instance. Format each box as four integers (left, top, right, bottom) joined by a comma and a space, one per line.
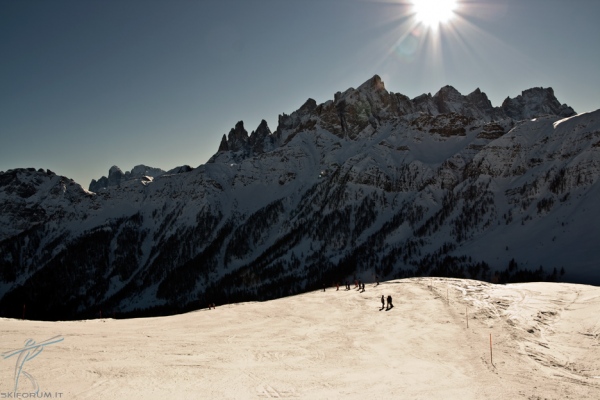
2, 0, 599, 188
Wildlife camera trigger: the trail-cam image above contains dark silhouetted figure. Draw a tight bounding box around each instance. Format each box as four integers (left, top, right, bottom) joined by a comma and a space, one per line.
386, 295, 393, 310
381, 295, 385, 310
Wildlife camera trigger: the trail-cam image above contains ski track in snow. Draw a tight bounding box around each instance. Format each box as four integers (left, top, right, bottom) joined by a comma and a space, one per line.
0, 278, 599, 399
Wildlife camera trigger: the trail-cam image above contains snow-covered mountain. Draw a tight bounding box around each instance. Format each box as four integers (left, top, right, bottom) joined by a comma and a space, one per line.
1, 75, 598, 320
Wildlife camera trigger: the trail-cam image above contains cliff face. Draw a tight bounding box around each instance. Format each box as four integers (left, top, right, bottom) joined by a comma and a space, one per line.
1, 76, 597, 321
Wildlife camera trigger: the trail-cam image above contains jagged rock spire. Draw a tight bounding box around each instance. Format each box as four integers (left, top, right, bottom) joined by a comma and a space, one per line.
218, 134, 229, 152
213, 75, 577, 156
217, 120, 274, 155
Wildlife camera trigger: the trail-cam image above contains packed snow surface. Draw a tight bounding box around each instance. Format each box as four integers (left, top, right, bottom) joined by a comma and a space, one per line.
1, 278, 599, 399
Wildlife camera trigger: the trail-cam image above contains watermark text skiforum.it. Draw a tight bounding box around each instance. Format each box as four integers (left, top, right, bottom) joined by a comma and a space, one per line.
2, 336, 64, 395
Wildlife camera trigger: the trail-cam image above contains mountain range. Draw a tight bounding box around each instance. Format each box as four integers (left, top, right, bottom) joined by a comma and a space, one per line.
1, 75, 599, 320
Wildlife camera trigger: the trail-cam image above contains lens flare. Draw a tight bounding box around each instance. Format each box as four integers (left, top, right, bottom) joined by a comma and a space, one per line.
412, 0, 458, 29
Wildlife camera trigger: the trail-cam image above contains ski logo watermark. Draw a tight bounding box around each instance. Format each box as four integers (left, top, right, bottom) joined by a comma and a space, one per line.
2, 335, 64, 397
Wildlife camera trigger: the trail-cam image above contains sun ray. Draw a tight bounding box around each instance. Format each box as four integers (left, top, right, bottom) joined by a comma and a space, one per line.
355, 0, 539, 99
412, 0, 458, 29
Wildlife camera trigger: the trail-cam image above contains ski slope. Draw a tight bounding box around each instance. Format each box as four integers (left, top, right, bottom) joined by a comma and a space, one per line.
1, 278, 599, 399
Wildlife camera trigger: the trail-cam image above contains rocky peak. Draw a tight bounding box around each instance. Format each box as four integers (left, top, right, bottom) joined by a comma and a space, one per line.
218, 120, 275, 157
130, 165, 165, 178
435, 85, 462, 99
430, 86, 501, 121
357, 74, 385, 93
229, 121, 248, 142
216, 76, 577, 155
107, 166, 123, 187
253, 119, 271, 136
466, 88, 493, 111
220, 121, 250, 153
412, 93, 438, 115
165, 165, 194, 175
501, 87, 576, 120
249, 120, 273, 154
1, 168, 89, 241
319, 75, 397, 139
89, 164, 166, 192
108, 165, 122, 175
299, 98, 317, 113
276, 98, 319, 139
433, 85, 463, 113
218, 135, 229, 152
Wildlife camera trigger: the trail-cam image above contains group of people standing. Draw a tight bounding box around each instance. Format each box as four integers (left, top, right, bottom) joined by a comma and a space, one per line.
333, 280, 366, 292
381, 295, 393, 310
328, 279, 395, 311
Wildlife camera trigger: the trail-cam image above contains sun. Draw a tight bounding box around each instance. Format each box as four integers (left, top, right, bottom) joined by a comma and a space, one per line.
412, 0, 458, 28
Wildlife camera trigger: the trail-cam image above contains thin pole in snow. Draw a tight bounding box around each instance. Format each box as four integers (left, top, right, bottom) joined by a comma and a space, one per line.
466, 306, 469, 329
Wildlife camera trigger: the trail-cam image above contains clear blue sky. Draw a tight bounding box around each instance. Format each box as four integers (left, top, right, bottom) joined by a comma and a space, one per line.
2, 0, 599, 188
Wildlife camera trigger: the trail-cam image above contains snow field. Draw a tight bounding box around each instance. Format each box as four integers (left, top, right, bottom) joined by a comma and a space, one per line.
1, 278, 599, 399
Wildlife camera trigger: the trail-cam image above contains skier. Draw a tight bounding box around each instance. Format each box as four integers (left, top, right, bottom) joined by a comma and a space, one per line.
381, 295, 385, 310
387, 295, 393, 310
